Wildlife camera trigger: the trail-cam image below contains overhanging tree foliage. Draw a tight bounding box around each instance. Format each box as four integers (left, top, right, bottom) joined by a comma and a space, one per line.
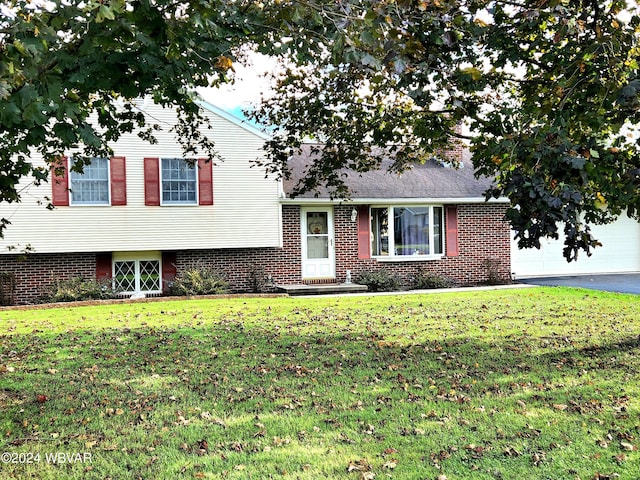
250, 0, 640, 261
0, 0, 266, 229
1, 0, 639, 260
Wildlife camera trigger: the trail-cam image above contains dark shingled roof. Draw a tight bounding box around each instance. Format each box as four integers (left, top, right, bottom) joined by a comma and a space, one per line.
284, 144, 495, 200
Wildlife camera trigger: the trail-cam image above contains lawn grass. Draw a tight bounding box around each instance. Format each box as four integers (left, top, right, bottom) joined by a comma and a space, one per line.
0, 287, 639, 479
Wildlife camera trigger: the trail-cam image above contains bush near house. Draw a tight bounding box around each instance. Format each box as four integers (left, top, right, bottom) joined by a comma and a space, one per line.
412, 270, 456, 289
169, 265, 230, 296
355, 268, 402, 292
40, 277, 118, 303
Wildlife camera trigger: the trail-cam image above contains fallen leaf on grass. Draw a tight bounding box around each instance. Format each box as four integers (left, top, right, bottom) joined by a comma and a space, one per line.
347, 459, 372, 473
503, 446, 522, 457
614, 453, 626, 464
382, 459, 398, 469
532, 450, 546, 466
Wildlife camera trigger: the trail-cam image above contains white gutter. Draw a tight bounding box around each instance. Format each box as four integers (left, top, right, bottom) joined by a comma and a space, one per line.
279, 196, 510, 205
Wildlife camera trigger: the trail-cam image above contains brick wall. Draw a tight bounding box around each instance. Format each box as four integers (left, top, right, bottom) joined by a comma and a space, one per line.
175, 203, 511, 290
0, 253, 95, 304
332, 204, 511, 287
0, 204, 510, 305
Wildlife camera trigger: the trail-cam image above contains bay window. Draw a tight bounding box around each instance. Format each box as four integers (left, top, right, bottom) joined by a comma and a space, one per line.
371, 206, 443, 257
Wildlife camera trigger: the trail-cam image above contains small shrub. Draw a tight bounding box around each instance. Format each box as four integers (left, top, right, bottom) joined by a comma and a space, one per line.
355, 268, 401, 292
248, 264, 271, 293
170, 266, 229, 296
42, 277, 118, 303
484, 258, 510, 285
412, 271, 455, 290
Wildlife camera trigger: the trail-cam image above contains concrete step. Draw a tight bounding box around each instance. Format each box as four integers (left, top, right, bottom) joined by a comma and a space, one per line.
276, 283, 368, 296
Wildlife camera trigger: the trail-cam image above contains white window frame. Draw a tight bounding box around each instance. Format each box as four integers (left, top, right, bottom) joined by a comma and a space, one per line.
160, 158, 198, 206
69, 157, 110, 206
112, 252, 162, 295
370, 205, 445, 261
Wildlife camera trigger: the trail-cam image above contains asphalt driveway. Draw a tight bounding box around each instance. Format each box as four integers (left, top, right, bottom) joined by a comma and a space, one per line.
519, 273, 640, 295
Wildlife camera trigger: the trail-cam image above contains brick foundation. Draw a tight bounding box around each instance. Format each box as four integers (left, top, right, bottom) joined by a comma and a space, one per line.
0, 253, 95, 305
0, 204, 510, 305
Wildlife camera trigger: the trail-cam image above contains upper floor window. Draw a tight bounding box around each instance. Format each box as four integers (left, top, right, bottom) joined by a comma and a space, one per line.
51, 156, 127, 207
371, 205, 444, 257
70, 157, 109, 205
161, 158, 197, 205
144, 157, 213, 206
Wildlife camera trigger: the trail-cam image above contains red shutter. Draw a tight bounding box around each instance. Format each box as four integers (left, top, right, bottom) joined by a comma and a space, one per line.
110, 156, 127, 206
357, 205, 371, 259
162, 251, 177, 294
51, 157, 69, 206
95, 253, 112, 281
197, 158, 214, 205
144, 157, 160, 206
446, 206, 459, 257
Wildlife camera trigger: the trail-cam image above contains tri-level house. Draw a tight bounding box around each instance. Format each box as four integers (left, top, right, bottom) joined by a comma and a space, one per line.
0, 100, 516, 305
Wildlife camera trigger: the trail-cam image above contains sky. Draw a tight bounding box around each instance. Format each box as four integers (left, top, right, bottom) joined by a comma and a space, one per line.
196, 52, 276, 120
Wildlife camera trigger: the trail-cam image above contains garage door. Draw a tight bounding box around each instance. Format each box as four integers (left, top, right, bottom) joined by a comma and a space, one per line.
511, 213, 640, 278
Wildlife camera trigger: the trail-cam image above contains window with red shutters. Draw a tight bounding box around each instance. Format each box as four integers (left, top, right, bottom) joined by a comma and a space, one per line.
161, 251, 177, 294
55, 156, 127, 206
144, 157, 161, 206
95, 253, 113, 281
110, 156, 127, 206
145, 157, 214, 206
197, 158, 214, 205
446, 206, 459, 257
51, 157, 69, 206
357, 205, 371, 259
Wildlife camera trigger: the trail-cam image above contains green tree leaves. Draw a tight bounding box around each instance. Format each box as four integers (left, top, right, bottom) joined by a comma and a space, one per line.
1, 1, 639, 260
0, 0, 262, 228
251, 0, 640, 260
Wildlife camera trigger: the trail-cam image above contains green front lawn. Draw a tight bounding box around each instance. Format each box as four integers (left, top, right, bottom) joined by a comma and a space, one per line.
0, 288, 638, 479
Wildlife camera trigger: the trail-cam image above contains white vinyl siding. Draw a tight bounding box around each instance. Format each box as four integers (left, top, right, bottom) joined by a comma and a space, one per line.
0, 102, 282, 254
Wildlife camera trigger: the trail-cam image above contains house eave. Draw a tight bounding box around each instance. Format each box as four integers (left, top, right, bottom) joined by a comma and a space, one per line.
279, 196, 510, 205
197, 100, 270, 140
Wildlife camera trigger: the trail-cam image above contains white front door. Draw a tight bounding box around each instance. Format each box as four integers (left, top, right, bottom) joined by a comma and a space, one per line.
301, 207, 335, 279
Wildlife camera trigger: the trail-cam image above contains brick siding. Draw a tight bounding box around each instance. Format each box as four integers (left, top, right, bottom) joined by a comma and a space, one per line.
0, 253, 95, 305
333, 204, 511, 287
0, 204, 510, 305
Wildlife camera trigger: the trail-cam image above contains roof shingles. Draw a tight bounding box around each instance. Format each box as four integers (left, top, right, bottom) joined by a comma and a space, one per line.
284, 145, 494, 200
